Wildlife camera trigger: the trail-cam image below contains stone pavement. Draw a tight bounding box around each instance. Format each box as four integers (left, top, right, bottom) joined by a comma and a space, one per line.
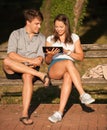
0, 104, 107, 130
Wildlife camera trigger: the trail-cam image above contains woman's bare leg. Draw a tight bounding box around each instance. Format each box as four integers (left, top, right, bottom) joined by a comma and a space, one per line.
48, 63, 73, 123
48, 60, 95, 123
64, 60, 85, 95
58, 72, 72, 114
49, 60, 85, 95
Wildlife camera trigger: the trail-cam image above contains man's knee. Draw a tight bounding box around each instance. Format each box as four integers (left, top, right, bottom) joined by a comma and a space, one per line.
22, 73, 34, 80
3, 57, 11, 66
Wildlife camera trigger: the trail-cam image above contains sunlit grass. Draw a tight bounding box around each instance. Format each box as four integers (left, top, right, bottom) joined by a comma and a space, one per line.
0, 83, 107, 104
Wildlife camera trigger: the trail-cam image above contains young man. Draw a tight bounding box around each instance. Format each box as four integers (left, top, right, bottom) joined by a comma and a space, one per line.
3, 8, 50, 125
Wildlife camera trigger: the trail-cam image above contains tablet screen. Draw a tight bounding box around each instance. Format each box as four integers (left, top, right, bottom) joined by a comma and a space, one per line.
42, 46, 63, 53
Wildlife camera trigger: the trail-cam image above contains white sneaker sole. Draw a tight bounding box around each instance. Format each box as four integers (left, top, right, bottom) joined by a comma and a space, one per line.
48, 117, 61, 123
81, 98, 95, 104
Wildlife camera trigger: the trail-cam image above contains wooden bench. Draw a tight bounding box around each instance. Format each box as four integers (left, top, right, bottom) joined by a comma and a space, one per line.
0, 43, 107, 87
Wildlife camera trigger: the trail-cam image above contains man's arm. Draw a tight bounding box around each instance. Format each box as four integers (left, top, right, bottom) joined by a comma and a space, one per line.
8, 52, 32, 63
8, 52, 43, 67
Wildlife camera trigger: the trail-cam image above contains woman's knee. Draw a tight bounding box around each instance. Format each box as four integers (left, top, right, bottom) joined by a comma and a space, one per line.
49, 69, 63, 79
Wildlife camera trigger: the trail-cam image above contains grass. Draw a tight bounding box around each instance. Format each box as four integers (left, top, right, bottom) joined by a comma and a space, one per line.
0, 83, 107, 104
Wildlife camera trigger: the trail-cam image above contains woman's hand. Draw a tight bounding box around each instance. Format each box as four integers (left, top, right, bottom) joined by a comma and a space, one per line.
63, 48, 72, 56
45, 48, 60, 65
46, 48, 60, 56
63, 40, 84, 61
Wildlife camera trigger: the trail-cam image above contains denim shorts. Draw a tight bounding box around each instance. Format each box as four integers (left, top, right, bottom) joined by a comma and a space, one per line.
48, 58, 68, 71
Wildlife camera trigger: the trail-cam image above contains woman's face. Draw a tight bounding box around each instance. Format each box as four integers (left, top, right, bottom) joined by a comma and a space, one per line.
54, 20, 66, 36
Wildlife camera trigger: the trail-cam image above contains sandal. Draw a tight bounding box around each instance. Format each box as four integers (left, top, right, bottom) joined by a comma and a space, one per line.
43, 74, 50, 87
19, 117, 33, 125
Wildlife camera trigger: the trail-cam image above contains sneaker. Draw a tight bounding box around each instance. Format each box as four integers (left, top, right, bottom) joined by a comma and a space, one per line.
48, 111, 62, 123
80, 93, 95, 104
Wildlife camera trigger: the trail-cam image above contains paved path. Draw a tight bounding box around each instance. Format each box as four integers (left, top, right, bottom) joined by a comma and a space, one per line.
0, 104, 107, 130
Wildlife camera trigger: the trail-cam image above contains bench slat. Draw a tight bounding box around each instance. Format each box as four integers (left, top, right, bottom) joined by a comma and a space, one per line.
82, 44, 107, 50
0, 44, 107, 59
1, 51, 107, 59
84, 50, 107, 58
1, 44, 107, 52
0, 78, 107, 86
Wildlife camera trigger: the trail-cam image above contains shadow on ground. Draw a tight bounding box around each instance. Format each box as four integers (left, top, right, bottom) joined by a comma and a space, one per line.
27, 85, 96, 117
1, 83, 107, 117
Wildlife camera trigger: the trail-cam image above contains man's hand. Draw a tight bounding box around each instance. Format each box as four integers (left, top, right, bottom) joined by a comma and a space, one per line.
28, 57, 43, 67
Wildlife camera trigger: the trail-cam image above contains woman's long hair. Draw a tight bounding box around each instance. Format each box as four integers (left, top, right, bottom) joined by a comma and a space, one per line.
53, 14, 73, 44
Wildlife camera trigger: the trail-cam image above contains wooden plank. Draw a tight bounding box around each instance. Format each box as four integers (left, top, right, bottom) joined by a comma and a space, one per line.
84, 50, 107, 58
82, 44, 107, 58
81, 78, 107, 84
0, 77, 107, 86
82, 44, 107, 51
1, 52, 107, 59
0, 44, 107, 59
1, 44, 107, 52
0, 52, 7, 59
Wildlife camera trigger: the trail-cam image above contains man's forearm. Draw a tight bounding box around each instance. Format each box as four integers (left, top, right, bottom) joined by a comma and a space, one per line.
7, 52, 30, 63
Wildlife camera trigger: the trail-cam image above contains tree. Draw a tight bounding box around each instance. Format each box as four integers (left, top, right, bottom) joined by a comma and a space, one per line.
73, 0, 88, 33
41, 0, 88, 35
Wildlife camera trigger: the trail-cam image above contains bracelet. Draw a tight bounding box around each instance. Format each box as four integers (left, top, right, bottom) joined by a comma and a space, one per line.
67, 51, 72, 56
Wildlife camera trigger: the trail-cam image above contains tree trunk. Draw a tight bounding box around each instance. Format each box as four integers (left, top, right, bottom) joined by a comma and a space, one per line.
73, 0, 85, 33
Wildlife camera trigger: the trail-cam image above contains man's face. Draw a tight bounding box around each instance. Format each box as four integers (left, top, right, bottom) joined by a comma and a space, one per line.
27, 18, 42, 34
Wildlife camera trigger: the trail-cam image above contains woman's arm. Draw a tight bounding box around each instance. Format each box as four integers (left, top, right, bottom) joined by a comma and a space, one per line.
64, 39, 84, 61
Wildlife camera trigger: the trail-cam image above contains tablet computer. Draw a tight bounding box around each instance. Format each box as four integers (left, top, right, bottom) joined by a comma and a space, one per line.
42, 46, 63, 53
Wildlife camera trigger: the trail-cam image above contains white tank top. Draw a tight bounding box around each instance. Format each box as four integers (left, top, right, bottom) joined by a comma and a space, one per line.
46, 33, 79, 61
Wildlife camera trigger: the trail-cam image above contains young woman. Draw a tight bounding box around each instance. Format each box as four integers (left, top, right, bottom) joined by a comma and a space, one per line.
45, 14, 95, 123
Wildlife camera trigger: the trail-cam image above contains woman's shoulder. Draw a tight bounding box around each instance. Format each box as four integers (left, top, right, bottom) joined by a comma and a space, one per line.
47, 35, 54, 42
71, 33, 79, 42
47, 35, 54, 39
71, 33, 79, 38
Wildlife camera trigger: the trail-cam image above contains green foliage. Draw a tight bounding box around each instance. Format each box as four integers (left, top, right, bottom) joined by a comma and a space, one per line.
76, 0, 89, 32
50, 0, 75, 31
41, 0, 89, 34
